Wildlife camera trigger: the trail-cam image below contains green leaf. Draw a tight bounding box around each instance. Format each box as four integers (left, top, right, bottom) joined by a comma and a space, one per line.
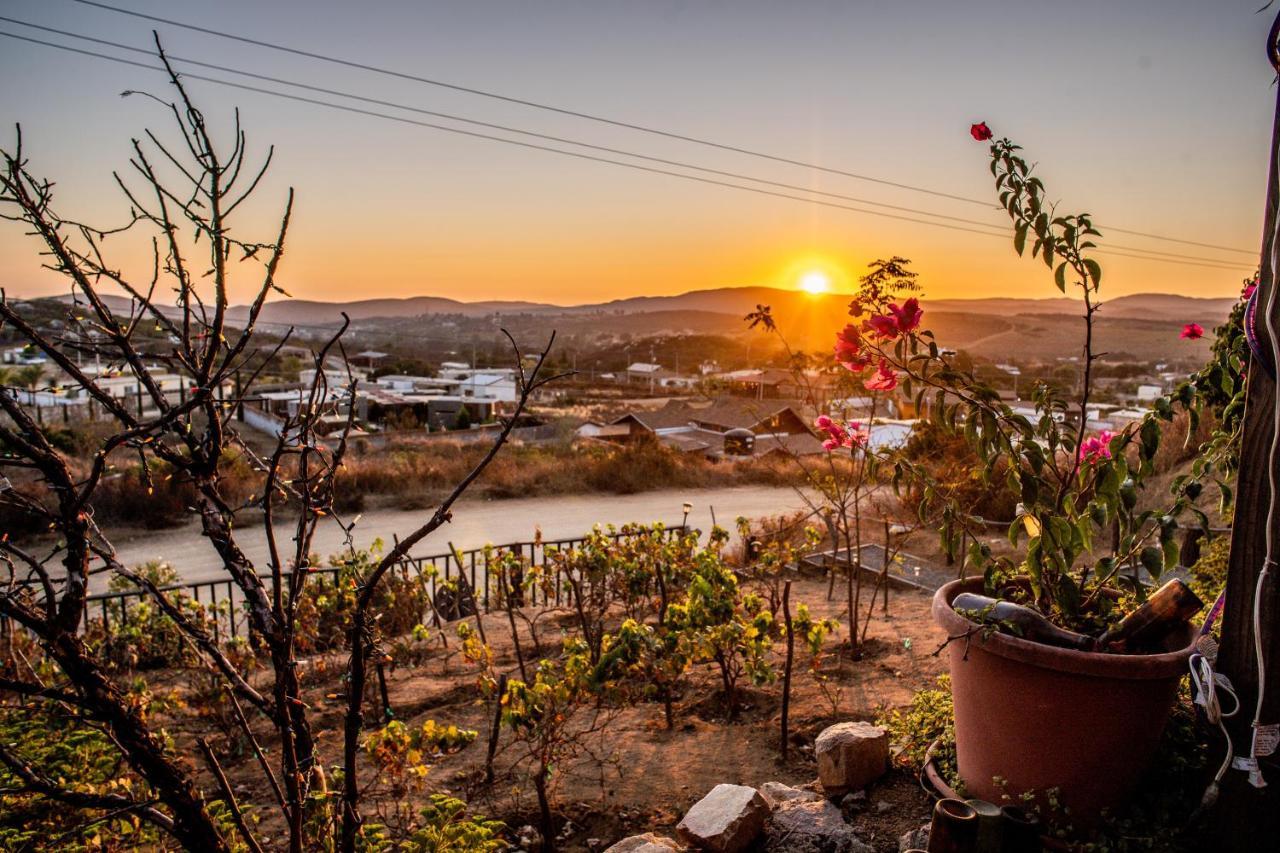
1014, 222, 1029, 256
1083, 258, 1102, 286
1055, 263, 1067, 292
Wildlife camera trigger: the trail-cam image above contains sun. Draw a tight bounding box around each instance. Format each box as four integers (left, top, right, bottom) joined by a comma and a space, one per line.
799, 270, 831, 294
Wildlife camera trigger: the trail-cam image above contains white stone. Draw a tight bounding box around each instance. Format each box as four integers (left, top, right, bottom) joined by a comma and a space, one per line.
765, 799, 874, 853
677, 783, 769, 853
813, 721, 889, 796
759, 781, 823, 809
605, 833, 684, 853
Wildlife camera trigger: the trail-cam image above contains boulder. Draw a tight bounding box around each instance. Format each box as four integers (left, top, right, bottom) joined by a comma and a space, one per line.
759, 781, 823, 809
677, 784, 769, 853
813, 722, 889, 796
764, 799, 874, 853
605, 833, 684, 852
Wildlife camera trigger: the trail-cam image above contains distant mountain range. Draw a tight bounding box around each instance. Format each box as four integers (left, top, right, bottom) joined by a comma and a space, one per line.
41, 286, 1232, 362
181, 286, 1236, 327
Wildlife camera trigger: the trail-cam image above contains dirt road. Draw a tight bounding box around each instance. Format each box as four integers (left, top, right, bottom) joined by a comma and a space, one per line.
102, 485, 814, 586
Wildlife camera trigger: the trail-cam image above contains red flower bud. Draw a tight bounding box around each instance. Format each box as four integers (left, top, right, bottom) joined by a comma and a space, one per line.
970, 122, 993, 141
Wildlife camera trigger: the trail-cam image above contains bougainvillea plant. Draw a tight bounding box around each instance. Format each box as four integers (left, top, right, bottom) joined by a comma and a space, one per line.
811, 126, 1246, 632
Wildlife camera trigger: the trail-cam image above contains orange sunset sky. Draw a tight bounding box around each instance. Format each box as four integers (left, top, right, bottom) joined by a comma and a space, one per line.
0, 1, 1272, 306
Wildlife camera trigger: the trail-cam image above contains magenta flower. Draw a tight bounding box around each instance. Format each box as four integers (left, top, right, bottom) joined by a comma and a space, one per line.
970, 122, 993, 141
1079, 430, 1115, 464
815, 416, 868, 452
1243, 279, 1258, 301
863, 360, 899, 392
889, 297, 923, 334
1180, 323, 1205, 340
865, 297, 923, 340
834, 324, 872, 372
865, 313, 900, 339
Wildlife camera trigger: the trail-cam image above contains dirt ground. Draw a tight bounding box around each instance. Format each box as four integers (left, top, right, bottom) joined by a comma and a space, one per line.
198, 573, 951, 851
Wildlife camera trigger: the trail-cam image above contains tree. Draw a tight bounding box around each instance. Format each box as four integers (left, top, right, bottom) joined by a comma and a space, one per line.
0, 38, 563, 853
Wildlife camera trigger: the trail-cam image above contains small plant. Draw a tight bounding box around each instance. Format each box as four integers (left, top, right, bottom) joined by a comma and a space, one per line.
879, 674, 957, 783
670, 549, 776, 720
363, 719, 478, 795
500, 638, 614, 851
791, 603, 842, 717
401, 794, 506, 853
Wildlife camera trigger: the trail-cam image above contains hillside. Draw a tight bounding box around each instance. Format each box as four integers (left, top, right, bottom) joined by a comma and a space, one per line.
37, 286, 1231, 363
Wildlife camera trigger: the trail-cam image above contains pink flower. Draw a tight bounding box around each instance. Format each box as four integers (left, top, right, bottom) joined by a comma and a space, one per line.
1079, 430, 1115, 464
865, 313, 899, 339
1180, 323, 1205, 340
834, 324, 872, 372
889, 297, 923, 334
865, 297, 923, 340
863, 360, 899, 392
970, 122, 993, 141
815, 416, 868, 452
1243, 279, 1258, 301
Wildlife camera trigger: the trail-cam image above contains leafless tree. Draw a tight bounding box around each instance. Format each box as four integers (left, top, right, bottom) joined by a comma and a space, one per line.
0, 35, 563, 853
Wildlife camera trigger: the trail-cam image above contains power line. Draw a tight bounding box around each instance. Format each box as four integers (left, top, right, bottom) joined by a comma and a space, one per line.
0, 30, 1254, 274
0, 16, 1013, 235
65, 0, 1260, 257
3, 16, 1254, 268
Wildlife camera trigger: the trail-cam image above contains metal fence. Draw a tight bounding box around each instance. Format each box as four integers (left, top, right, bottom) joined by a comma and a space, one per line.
71, 525, 689, 645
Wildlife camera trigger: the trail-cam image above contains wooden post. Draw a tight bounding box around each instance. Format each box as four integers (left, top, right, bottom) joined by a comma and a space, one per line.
1213, 16, 1280, 847
780, 580, 794, 762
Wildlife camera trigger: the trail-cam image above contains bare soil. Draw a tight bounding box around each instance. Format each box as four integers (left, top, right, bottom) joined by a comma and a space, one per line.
191, 574, 949, 851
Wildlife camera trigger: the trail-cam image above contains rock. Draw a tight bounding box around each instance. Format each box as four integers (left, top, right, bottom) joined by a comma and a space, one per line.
604, 834, 684, 853
765, 799, 874, 853
838, 791, 867, 810
875, 800, 892, 814
759, 781, 823, 809
517, 825, 544, 852
813, 722, 889, 796
897, 823, 930, 852
677, 783, 769, 853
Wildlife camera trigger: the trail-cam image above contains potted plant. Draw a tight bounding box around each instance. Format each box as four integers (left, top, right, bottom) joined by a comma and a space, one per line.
811, 124, 1247, 818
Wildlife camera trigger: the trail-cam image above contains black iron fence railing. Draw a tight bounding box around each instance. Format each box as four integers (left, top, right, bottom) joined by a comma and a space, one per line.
36, 525, 689, 645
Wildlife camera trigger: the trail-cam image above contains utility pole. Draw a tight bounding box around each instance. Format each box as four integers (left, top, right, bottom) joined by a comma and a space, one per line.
1213, 14, 1280, 847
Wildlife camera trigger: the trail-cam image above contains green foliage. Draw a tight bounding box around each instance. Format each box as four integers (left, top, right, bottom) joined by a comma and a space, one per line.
1188, 534, 1231, 605
878, 674, 957, 783
401, 794, 506, 852
858, 138, 1244, 631
294, 541, 432, 654
668, 551, 776, 719
84, 561, 220, 671
363, 719, 478, 794
543, 523, 704, 661
0, 703, 162, 851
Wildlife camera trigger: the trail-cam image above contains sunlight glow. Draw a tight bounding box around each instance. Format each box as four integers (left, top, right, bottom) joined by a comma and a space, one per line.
799, 270, 831, 294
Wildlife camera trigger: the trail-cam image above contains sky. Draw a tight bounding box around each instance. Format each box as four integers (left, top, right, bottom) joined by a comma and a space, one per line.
0, 0, 1275, 306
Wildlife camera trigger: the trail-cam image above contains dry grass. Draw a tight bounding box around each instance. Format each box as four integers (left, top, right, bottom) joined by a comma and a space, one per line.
334, 436, 806, 512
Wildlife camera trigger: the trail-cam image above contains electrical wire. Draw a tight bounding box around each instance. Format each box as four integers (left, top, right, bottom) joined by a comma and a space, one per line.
0, 15, 1016, 236
11, 15, 1260, 268
1241, 14, 1280, 792
0, 29, 1256, 273
63, 0, 1260, 258
1190, 646, 1241, 810
3, 16, 1254, 266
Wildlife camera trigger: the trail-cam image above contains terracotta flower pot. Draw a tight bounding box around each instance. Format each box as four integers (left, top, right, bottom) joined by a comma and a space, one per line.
932, 578, 1195, 819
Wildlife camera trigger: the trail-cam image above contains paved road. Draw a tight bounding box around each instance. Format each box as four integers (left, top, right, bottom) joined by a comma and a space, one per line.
101, 485, 814, 586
